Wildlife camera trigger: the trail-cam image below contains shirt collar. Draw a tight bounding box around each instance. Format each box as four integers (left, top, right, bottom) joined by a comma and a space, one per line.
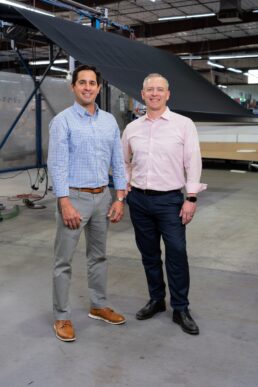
73, 101, 99, 117
144, 106, 170, 121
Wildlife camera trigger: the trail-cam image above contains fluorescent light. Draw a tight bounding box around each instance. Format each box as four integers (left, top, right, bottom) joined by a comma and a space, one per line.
158, 13, 215, 21
207, 61, 225, 69
227, 67, 243, 74
0, 0, 55, 17
188, 13, 215, 18
248, 70, 258, 77
243, 71, 258, 78
246, 70, 258, 84
180, 55, 202, 60
50, 66, 69, 74
29, 59, 68, 65
218, 84, 227, 88
159, 16, 187, 21
209, 54, 258, 60
252, 9, 258, 13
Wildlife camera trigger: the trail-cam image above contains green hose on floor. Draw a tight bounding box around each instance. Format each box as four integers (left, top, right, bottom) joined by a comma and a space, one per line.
0, 205, 20, 221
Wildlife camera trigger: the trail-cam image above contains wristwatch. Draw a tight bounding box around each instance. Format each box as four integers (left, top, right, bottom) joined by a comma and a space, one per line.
116, 197, 126, 203
186, 196, 197, 203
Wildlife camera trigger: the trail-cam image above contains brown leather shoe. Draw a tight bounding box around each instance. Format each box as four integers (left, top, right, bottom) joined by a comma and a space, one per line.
88, 307, 126, 325
53, 320, 76, 342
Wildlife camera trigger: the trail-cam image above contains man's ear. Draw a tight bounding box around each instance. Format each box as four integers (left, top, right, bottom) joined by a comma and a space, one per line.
141, 89, 145, 102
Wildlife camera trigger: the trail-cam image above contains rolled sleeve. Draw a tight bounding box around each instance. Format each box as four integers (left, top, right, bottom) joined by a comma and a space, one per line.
121, 127, 133, 183
110, 126, 127, 190
183, 119, 207, 194
186, 182, 207, 194
47, 116, 70, 197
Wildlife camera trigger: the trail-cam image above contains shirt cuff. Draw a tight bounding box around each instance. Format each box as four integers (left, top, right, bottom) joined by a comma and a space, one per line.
54, 187, 70, 198
113, 177, 127, 190
186, 183, 207, 194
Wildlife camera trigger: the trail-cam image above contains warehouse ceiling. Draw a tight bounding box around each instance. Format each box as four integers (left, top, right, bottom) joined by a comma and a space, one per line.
0, 0, 258, 86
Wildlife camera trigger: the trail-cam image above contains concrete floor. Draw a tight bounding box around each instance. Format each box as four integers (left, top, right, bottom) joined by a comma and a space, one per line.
0, 167, 258, 387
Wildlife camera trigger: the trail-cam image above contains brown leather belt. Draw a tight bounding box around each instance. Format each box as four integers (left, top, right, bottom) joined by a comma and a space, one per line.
70, 186, 106, 194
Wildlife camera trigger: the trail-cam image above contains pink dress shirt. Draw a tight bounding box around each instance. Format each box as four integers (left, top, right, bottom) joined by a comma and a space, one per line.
122, 107, 207, 194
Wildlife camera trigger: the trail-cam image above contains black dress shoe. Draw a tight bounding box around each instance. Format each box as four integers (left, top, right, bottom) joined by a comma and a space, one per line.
173, 309, 199, 335
136, 299, 166, 320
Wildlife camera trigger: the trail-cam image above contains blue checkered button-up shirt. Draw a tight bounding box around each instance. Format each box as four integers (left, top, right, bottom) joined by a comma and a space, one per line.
47, 101, 126, 197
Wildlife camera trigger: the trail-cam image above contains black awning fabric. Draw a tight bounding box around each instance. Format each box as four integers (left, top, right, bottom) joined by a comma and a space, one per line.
17, 8, 255, 121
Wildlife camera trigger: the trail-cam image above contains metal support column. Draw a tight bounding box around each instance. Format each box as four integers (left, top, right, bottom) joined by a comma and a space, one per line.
35, 85, 42, 166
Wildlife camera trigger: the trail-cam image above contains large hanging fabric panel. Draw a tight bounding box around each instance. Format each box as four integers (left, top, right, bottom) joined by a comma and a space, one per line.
17, 8, 255, 122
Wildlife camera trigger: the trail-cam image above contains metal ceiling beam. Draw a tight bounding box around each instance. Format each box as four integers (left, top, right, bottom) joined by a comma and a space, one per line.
77, 0, 118, 6
132, 12, 258, 38
157, 35, 258, 55
25, 0, 65, 12
0, 0, 103, 15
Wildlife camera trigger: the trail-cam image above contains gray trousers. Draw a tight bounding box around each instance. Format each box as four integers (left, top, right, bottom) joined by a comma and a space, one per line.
53, 187, 112, 320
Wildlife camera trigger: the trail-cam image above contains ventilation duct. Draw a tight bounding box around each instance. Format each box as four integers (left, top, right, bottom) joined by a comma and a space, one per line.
217, 0, 242, 22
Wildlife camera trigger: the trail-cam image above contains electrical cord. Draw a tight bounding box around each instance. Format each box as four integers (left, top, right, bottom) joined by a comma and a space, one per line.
23, 198, 46, 209
1, 167, 49, 211
23, 167, 49, 208
0, 171, 24, 179
29, 167, 48, 203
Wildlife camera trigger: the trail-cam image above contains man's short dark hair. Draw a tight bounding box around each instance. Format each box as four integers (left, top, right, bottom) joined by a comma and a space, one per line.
72, 65, 101, 86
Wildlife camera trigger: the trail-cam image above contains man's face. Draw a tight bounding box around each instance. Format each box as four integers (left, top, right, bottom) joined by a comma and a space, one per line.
72, 70, 101, 108
141, 77, 170, 112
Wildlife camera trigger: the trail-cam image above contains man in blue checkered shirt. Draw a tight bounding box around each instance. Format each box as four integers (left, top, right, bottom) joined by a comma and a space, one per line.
48, 65, 127, 342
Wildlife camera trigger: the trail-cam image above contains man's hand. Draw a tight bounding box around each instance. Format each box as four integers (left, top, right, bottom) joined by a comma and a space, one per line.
59, 197, 82, 229
107, 201, 125, 223
179, 201, 197, 225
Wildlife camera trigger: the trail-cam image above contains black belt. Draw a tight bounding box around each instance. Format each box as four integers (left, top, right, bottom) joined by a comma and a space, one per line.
132, 187, 181, 196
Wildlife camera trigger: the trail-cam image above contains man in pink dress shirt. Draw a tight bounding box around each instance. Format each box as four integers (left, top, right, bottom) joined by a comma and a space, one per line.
122, 73, 206, 335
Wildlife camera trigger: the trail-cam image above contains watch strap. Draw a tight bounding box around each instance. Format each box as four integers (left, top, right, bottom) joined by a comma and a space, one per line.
186, 196, 197, 203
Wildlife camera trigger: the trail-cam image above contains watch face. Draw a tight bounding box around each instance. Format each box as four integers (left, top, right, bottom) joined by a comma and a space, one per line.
187, 196, 197, 202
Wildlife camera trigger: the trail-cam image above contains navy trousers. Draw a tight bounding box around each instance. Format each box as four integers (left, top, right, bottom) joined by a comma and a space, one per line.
127, 188, 190, 311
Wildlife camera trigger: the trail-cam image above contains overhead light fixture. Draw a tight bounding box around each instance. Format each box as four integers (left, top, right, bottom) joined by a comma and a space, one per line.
245, 70, 258, 84
29, 59, 68, 65
245, 70, 258, 78
180, 55, 202, 60
227, 67, 242, 73
243, 71, 258, 78
0, 0, 55, 17
158, 13, 215, 21
218, 84, 227, 89
252, 9, 258, 13
51, 66, 69, 74
209, 53, 258, 60
207, 61, 225, 69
